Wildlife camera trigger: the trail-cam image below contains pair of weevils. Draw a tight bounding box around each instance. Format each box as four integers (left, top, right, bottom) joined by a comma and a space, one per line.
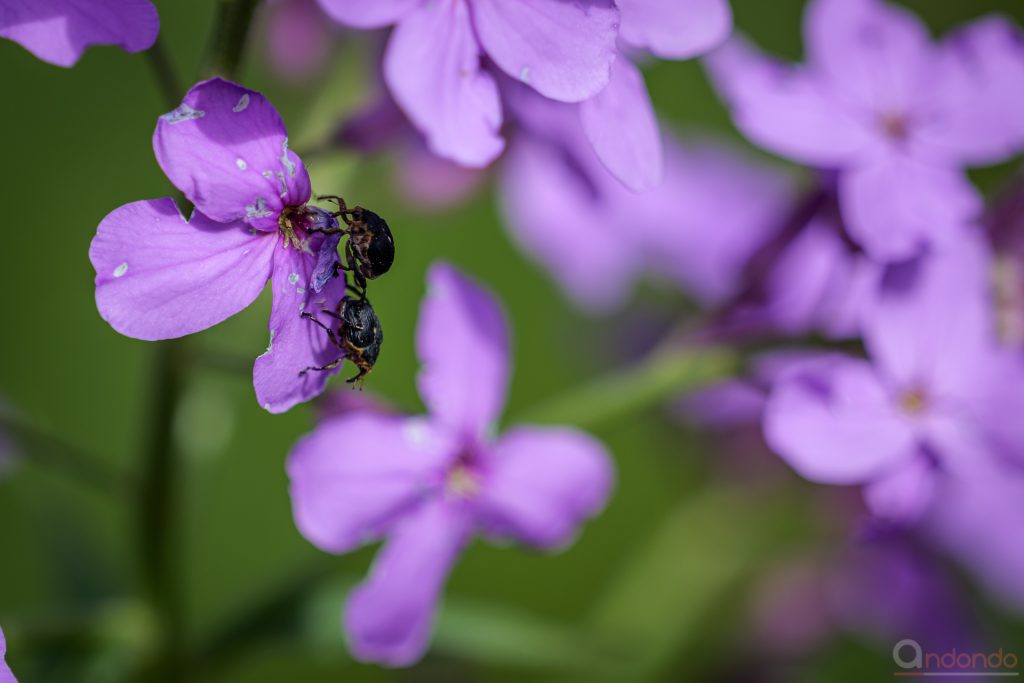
297, 195, 395, 385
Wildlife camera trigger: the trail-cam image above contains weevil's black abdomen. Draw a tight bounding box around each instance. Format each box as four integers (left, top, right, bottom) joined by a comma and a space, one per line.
349, 208, 395, 280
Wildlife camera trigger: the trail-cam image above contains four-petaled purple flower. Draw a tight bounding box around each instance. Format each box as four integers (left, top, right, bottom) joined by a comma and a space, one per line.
0, 0, 158, 67
317, 0, 731, 190
764, 239, 1024, 522
287, 262, 614, 666
707, 0, 1024, 261
0, 627, 15, 683
90, 78, 351, 413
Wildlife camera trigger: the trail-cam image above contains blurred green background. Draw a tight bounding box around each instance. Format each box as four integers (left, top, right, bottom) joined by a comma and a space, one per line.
1, 1, 1023, 681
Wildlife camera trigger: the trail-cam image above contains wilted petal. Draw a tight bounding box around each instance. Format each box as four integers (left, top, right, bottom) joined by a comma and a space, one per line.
0, 0, 157, 67
839, 155, 982, 261
253, 241, 349, 413
471, 0, 618, 102
154, 78, 311, 229
316, 0, 419, 28
804, 0, 934, 112
580, 57, 663, 191
416, 263, 509, 438
763, 355, 916, 484
862, 453, 936, 522
287, 413, 456, 553
383, 1, 503, 167
345, 500, 471, 667
90, 199, 275, 341
917, 17, 1024, 166
706, 36, 874, 167
618, 0, 731, 59
478, 426, 613, 548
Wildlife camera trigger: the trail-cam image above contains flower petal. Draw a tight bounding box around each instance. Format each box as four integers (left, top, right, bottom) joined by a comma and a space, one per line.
579, 57, 663, 191
287, 413, 456, 553
416, 263, 510, 438
838, 155, 982, 261
705, 36, 874, 167
618, 0, 731, 59
154, 78, 311, 229
0, 626, 13, 683
804, 0, 934, 112
470, 0, 618, 102
383, 1, 504, 167
344, 500, 471, 667
763, 355, 916, 484
90, 199, 275, 341
315, 0, 420, 28
864, 237, 994, 398
253, 240, 350, 413
862, 453, 937, 522
0, 0, 157, 67
478, 426, 613, 548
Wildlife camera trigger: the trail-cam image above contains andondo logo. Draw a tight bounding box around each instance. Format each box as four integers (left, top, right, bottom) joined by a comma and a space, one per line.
893, 639, 1020, 677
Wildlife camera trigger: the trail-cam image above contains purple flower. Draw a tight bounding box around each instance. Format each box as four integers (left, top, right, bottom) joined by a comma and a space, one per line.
763, 239, 1024, 522
90, 78, 350, 413
318, 0, 731, 190
0, 0, 158, 67
287, 263, 613, 666
707, 0, 1024, 261
0, 627, 15, 683
262, 0, 337, 82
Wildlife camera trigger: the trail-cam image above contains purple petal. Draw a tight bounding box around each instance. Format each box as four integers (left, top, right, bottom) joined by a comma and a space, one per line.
864, 238, 995, 400
618, 0, 732, 59
0, 625, 14, 683
470, 0, 619, 102
579, 56, 663, 191
839, 155, 983, 261
498, 129, 643, 311
345, 500, 471, 667
862, 453, 936, 522
310, 231, 342, 294
682, 380, 767, 428
916, 17, 1024, 166
90, 199, 275, 341
705, 36, 874, 167
316, 0, 419, 28
383, 1, 504, 167
154, 78, 311, 229
0, 0, 157, 67
416, 263, 509, 438
804, 0, 934, 112
396, 140, 486, 210
763, 355, 916, 484
264, 0, 335, 81
252, 241, 350, 413
478, 426, 613, 548
287, 413, 457, 553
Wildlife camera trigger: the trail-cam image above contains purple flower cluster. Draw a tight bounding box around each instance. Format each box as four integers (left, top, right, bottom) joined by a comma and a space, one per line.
317, 0, 731, 189
288, 263, 613, 665
0, 0, 158, 67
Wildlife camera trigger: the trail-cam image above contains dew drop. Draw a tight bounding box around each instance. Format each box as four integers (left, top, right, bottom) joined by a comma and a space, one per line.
113, 262, 128, 278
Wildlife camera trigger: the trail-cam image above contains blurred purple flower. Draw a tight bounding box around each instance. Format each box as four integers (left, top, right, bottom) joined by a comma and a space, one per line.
0, 627, 15, 683
707, 0, 1024, 261
287, 263, 613, 666
764, 240, 1024, 522
0, 0, 157, 67
262, 0, 337, 82
317, 0, 731, 190
90, 78, 349, 413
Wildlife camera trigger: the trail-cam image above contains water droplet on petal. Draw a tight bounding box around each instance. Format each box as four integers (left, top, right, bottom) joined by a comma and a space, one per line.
113, 262, 128, 278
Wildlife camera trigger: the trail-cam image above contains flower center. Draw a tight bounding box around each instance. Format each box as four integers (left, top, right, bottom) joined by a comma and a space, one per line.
445, 463, 481, 500
878, 112, 910, 142
899, 387, 928, 415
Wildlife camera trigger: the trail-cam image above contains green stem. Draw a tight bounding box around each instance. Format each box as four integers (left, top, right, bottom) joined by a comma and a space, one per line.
145, 39, 184, 111
511, 345, 738, 430
0, 413, 131, 497
200, 0, 262, 81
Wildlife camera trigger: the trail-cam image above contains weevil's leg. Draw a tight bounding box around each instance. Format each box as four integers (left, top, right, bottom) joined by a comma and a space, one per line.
321, 307, 344, 323
346, 242, 369, 299
345, 366, 369, 387
300, 312, 340, 347
299, 357, 343, 376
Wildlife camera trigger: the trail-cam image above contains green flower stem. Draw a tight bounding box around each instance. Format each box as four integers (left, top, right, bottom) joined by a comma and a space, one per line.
200, 0, 262, 81
512, 344, 738, 430
144, 39, 183, 112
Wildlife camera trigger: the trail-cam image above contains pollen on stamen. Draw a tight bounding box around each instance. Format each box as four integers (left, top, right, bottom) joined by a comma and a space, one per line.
899, 387, 928, 415
445, 464, 481, 499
